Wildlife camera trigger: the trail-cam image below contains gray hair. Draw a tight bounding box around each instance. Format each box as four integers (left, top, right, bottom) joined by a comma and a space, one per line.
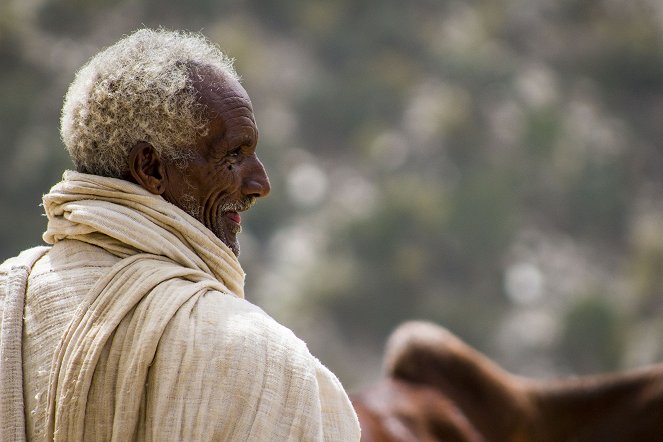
60, 28, 239, 178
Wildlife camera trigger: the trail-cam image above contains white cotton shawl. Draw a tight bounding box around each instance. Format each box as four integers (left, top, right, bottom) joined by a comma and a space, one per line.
12, 171, 359, 441
0, 246, 50, 442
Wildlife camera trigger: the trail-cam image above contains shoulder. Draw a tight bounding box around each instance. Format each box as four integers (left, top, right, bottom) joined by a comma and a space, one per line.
168, 291, 312, 366
154, 289, 342, 400
0, 245, 51, 287
0, 246, 49, 271
148, 289, 361, 440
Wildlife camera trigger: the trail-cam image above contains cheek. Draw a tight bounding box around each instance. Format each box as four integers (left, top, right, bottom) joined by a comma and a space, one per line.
201, 167, 239, 205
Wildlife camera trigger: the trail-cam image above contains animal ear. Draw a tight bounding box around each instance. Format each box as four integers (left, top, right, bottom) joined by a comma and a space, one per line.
128, 142, 168, 195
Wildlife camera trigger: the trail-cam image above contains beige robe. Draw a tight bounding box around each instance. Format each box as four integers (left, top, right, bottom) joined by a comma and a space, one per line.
0, 171, 360, 441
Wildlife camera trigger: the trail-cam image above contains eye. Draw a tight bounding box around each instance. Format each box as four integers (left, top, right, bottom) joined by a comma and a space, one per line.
227, 147, 242, 158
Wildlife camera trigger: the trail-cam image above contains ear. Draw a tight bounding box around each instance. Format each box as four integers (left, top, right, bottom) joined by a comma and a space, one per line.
127, 142, 168, 195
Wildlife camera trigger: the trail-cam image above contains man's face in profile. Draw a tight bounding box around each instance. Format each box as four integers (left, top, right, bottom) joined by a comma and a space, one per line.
162, 69, 271, 256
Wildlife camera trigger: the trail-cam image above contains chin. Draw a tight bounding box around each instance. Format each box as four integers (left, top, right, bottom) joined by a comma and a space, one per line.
214, 228, 240, 256
230, 244, 240, 257
225, 239, 240, 257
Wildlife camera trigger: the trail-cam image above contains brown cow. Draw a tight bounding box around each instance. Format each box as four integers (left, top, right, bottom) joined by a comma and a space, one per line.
353, 379, 485, 442
351, 321, 663, 442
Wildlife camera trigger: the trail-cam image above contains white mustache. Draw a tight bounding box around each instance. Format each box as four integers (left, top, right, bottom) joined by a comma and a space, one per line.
221, 196, 256, 213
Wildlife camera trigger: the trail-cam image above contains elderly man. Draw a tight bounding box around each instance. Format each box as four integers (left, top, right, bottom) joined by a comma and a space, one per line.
0, 29, 360, 441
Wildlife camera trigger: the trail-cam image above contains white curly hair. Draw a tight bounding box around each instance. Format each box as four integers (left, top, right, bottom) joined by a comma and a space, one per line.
60, 28, 240, 178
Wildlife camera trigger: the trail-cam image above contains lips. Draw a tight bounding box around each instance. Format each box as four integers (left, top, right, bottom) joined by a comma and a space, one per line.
225, 211, 241, 224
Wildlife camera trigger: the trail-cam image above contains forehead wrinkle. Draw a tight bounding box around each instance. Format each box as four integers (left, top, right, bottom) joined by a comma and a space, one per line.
225, 115, 256, 129
201, 100, 254, 132
213, 87, 250, 100
223, 104, 254, 118
224, 109, 257, 132
208, 128, 227, 149
191, 69, 251, 116
208, 98, 253, 116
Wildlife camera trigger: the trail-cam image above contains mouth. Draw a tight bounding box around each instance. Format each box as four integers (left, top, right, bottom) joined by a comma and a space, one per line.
220, 197, 256, 231
224, 211, 241, 225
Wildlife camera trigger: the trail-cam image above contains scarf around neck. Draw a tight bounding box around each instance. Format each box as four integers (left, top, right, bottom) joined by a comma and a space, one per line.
42, 170, 245, 298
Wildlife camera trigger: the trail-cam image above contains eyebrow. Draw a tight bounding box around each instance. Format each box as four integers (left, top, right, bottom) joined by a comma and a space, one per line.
200, 129, 226, 159
228, 133, 256, 149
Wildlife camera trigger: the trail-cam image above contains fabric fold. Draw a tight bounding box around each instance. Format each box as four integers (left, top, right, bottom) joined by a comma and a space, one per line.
42, 170, 245, 298
0, 246, 50, 442
24, 171, 360, 441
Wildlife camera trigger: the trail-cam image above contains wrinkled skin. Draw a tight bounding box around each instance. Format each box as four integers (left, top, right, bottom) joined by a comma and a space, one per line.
127, 66, 270, 256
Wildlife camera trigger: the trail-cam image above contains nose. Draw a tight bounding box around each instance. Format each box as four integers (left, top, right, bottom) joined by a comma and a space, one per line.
242, 155, 271, 198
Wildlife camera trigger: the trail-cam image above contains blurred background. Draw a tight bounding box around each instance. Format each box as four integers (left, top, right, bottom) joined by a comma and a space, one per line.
3, 0, 663, 391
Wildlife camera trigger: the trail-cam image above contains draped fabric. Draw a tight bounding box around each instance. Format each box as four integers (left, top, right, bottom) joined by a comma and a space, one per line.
0, 246, 50, 442
0, 171, 360, 441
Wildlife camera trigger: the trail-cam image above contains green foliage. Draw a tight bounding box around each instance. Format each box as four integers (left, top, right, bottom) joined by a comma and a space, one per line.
38, 0, 119, 35
557, 296, 623, 373
564, 157, 631, 242
0, 43, 46, 149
